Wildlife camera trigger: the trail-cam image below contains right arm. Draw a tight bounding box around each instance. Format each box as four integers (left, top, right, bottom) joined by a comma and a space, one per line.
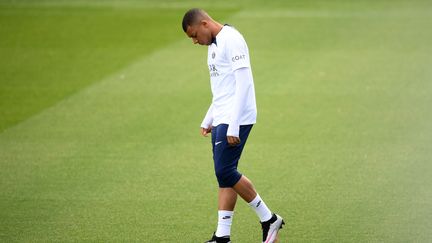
200, 103, 213, 137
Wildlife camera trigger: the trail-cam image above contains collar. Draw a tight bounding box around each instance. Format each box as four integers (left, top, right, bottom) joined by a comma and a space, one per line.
211, 24, 230, 46
211, 37, 217, 46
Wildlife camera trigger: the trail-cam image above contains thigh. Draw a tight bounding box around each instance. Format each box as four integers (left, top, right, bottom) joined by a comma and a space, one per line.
212, 124, 253, 166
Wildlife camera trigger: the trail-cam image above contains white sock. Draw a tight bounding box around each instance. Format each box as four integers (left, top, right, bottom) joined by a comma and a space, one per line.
248, 194, 272, 222
215, 210, 234, 237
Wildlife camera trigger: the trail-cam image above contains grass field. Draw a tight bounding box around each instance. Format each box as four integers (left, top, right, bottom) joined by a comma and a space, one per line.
1, 0, 432, 242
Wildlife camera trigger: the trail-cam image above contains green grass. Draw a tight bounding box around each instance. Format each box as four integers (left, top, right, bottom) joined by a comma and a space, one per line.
1, 0, 432, 242
0, 3, 236, 132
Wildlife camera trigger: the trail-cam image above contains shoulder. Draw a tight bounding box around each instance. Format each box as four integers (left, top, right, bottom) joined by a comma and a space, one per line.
219, 26, 248, 49
222, 26, 246, 42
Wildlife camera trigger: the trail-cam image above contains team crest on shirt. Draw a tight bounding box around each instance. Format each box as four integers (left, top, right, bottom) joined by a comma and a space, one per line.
212, 52, 216, 59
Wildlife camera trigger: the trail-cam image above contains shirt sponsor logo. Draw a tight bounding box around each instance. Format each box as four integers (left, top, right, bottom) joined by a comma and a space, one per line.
209, 64, 220, 77
232, 54, 246, 62
209, 64, 217, 72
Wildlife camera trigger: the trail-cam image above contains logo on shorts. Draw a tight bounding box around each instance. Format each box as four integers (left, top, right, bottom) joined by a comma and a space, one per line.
215, 141, 223, 146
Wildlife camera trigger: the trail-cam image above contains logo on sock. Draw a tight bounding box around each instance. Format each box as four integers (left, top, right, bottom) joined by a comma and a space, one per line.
256, 200, 262, 208
222, 216, 231, 220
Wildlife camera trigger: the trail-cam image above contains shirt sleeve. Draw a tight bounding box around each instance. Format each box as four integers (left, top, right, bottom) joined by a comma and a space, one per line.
226, 32, 251, 71
200, 103, 213, 128
227, 67, 253, 137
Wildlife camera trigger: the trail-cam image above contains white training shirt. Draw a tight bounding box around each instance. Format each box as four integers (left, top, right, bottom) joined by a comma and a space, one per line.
200, 25, 257, 137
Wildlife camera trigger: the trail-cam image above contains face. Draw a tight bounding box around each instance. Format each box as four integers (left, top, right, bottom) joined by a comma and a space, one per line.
186, 20, 212, 46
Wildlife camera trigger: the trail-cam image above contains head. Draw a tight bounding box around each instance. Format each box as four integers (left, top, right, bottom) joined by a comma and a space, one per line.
182, 8, 217, 46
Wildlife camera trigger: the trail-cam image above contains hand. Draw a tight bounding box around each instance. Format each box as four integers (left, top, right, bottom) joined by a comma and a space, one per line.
201, 126, 212, 137
227, 136, 241, 146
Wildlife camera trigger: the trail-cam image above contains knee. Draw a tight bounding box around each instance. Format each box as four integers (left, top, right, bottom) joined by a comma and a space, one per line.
215, 167, 242, 188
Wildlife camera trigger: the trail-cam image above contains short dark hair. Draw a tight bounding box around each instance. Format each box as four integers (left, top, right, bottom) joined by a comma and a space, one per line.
182, 8, 205, 32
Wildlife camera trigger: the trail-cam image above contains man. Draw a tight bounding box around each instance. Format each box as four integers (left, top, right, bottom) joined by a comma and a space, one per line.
182, 8, 284, 243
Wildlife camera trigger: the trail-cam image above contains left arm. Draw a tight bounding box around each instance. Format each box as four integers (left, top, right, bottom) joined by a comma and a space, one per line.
227, 67, 253, 146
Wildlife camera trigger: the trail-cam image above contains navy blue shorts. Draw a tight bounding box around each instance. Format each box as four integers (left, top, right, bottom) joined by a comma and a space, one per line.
211, 124, 253, 188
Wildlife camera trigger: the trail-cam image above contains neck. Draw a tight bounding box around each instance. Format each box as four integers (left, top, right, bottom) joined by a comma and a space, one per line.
210, 21, 224, 39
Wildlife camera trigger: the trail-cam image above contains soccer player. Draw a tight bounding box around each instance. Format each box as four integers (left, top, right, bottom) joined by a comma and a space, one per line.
182, 9, 285, 243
